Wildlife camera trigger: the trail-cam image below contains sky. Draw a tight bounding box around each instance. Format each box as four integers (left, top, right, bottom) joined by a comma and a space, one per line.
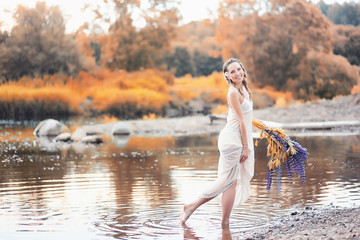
0, 0, 357, 33
0, 0, 220, 33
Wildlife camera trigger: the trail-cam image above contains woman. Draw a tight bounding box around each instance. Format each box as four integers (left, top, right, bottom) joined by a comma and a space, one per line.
180, 58, 255, 226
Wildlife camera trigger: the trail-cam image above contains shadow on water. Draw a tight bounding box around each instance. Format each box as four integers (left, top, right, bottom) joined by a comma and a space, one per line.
0, 121, 360, 239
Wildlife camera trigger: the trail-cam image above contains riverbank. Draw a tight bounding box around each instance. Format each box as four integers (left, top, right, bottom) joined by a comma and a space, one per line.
240, 206, 360, 240
254, 92, 360, 123
123, 93, 360, 136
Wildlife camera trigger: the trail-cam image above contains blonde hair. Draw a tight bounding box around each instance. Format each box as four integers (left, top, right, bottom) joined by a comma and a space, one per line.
223, 58, 251, 98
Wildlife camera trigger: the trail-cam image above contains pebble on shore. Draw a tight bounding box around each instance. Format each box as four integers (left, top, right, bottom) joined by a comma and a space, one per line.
241, 206, 360, 240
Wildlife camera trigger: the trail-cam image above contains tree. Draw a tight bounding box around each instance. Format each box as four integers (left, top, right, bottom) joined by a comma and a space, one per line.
99, 0, 180, 71
165, 47, 194, 77
0, 2, 86, 82
216, 0, 359, 99
299, 51, 358, 99
164, 47, 223, 77
317, 0, 329, 15
333, 25, 360, 66
193, 51, 223, 76
169, 21, 223, 77
326, 2, 360, 26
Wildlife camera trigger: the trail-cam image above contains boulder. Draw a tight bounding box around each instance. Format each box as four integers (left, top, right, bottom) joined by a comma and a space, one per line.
54, 132, 72, 142
71, 126, 105, 142
80, 135, 103, 144
33, 119, 69, 137
81, 125, 104, 136
111, 122, 131, 135
71, 128, 88, 142
38, 137, 62, 152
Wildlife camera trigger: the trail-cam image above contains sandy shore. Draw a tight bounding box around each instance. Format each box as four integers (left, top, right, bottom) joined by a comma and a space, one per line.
123, 93, 360, 136
124, 115, 224, 136
241, 206, 360, 240
253, 93, 360, 123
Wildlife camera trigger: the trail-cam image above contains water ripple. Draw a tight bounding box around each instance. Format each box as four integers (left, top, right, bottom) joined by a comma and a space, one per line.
0, 132, 359, 239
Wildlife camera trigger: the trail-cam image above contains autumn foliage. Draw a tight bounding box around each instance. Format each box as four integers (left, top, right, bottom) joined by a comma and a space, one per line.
0, 83, 81, 120
172, 73, 228, 103
0, 0, 359, 120
216, 0, 359, 100
0, 2, 87, 82
0, 69, 173, 119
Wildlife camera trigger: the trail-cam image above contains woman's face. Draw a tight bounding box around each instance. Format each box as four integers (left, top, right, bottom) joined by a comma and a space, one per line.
227, 62, 244, 84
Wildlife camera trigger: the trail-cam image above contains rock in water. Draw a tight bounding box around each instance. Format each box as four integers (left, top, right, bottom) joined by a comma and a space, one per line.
111, 122, 131, 135
71, 126, 105, 142
71, 128, 88, 142
54, 133, 72, 142
80, 135, 103, 144
33, 119, 69, 137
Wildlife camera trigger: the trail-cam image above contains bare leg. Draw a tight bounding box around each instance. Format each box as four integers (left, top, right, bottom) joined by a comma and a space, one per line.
180, 196, 215, 224
221, 180, 237, 226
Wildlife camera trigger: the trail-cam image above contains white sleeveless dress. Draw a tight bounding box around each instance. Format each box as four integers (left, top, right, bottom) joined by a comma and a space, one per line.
200, 86, 255, 207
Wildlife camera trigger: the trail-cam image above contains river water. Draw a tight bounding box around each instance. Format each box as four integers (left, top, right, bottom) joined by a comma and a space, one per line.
0, 120, 359, 239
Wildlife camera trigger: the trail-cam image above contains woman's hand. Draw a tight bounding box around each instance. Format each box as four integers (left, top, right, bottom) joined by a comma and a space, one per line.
240, 146, 249, 163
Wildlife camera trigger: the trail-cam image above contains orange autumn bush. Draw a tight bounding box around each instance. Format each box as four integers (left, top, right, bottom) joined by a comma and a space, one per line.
0, 84, 83, 106
351, 83, 360, 94
142, 113, 158, 120
102, 115, 119, 123
171, 72, 297, 112
0, 66, 302, 120
212, 104, 228, 114
253, 86, 296, 107
0, 83, 82, 120
0, 69, 172, 120
84, 69, 171, 118
171, 72, 228, 105
89, 87, 170, 111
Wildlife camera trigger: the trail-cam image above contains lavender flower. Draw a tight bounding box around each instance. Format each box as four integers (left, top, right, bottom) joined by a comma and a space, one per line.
263, 129, 308, 191
284, 159, 292, 179
266, 168, 273, 190
276, 161, 282, 193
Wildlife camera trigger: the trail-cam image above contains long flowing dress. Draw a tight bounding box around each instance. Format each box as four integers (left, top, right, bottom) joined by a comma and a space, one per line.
200, 86, 255, 207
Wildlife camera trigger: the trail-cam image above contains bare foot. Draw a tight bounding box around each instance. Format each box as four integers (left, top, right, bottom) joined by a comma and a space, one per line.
221, 224, 232, 240
180, 204, 193, 224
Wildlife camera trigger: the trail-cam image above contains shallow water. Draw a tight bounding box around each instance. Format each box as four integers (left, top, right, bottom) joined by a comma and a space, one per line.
0, 121, 360, 239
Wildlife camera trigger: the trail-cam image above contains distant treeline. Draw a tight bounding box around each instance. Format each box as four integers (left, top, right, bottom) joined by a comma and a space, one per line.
0, 0, 360, 120
317, 1, 360, 66
318, 0, 360, 26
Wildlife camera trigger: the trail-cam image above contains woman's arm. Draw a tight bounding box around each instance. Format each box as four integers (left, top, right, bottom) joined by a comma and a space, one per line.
228, 89, 249, 163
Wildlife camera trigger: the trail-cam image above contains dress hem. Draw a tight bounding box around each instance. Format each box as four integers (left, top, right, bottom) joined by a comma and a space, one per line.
199, 180, 236, 199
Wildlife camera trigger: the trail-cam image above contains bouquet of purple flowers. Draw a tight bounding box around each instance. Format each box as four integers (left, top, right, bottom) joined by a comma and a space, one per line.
252, 118, 309, 192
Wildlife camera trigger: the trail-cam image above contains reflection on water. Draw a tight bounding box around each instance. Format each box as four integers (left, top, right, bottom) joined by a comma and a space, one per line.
0, 122, 360, 239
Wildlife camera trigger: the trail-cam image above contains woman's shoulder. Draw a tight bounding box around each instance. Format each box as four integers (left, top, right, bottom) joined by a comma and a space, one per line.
228, 86, 241, 98
228, 86, 239, 95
